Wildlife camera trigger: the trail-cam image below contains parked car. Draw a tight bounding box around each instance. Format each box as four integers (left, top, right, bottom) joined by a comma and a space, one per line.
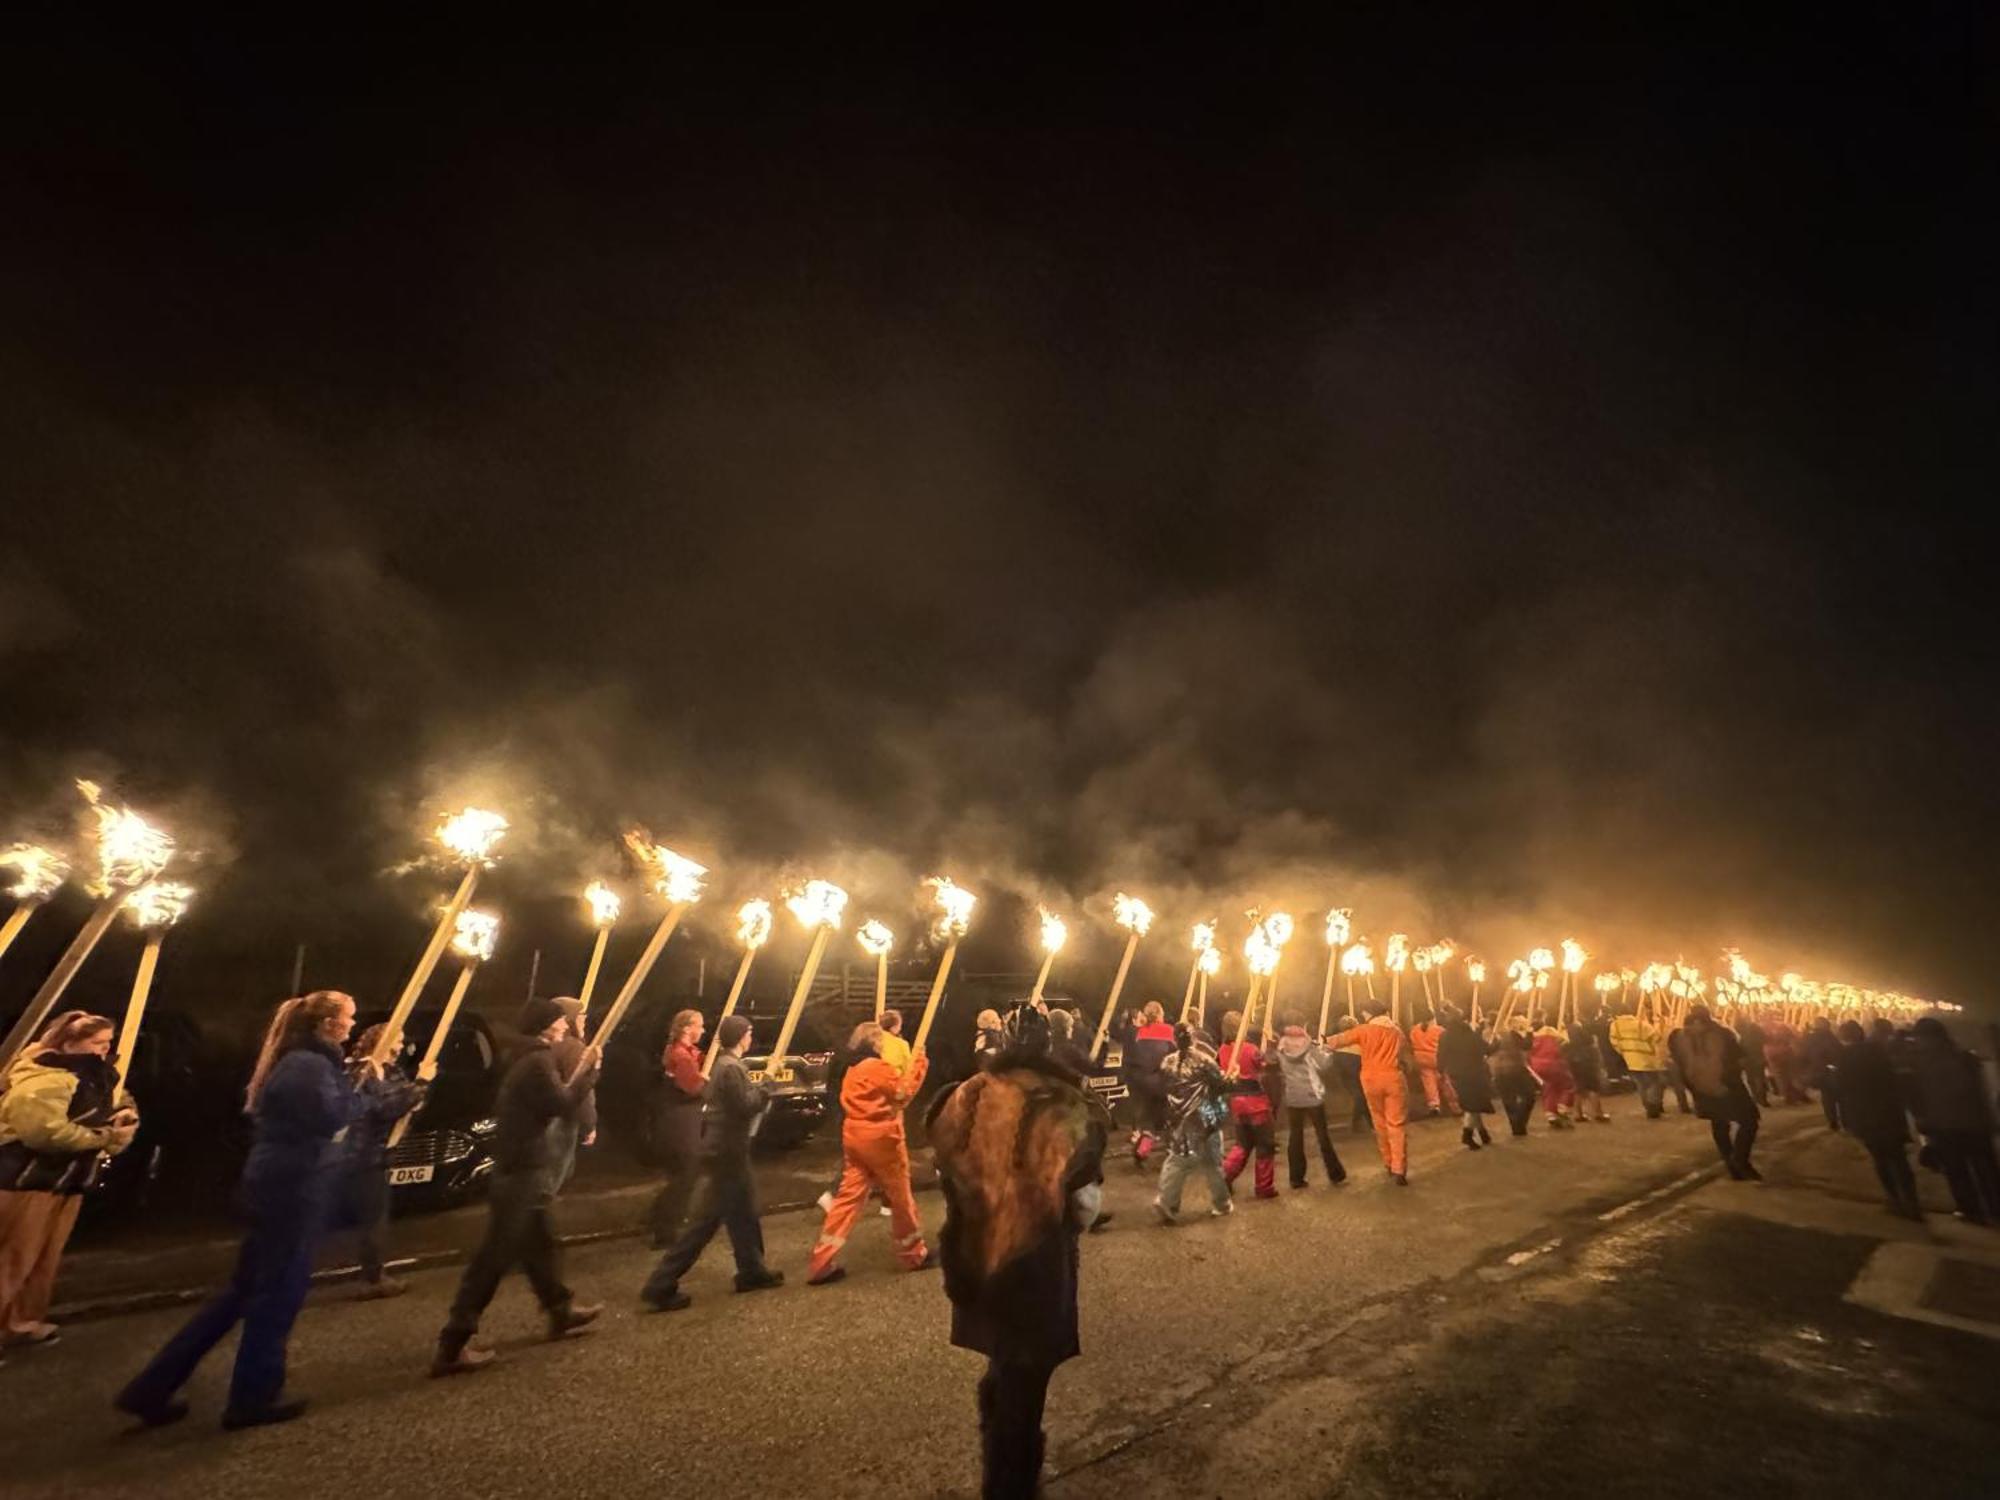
358, 1006, 502, 1210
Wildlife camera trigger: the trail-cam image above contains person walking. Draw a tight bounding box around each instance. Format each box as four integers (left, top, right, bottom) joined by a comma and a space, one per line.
0, 1012, 139, 1348
649, 1008, 707, 1245
1529, 1021, 1576, 1129
328, 1022, 424, 1298
1122, 1001, 1176, 1165
972, 1008, 1005, 1071
806, 1021, 934, 1284
1906, 1017, 2000, 1225
1435, 1005, 1494, 1149
1407, 1009, 1457, 1119
1047, 1007, 1093, 1078
1271, 1019, 1346, 1187
1566, 1020, 1611, 1123
1833, 1021, 1921, 1219
1609, 1003, 1668, 1120
116, 992, 361, 1429
1674, 1005, 1761, 1180
641, 1013, 785, 1309
1328, 1001, 1413, 1184
1216, 1011, 1278, 1198
1801, 1018, 1844, 1131
1736, 1014, 1770, 1106
431, 997, 602, 1376
1765, 1016, 1808, 1105
929, 1005, 1106, 1500
1152, 1023, 1233, 1222
876, 1007, 912, 1073
1327, 1012, 1371, 1133
1491, 1030, 1542, 1137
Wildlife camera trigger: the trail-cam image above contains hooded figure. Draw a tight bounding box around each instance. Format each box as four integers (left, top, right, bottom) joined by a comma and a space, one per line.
929, 1005, 1107, 1500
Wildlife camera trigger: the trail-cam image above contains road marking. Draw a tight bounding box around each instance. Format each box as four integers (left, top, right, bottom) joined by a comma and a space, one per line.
1504, 1237, 1562, 1266
1597, 1167, 1709, 1223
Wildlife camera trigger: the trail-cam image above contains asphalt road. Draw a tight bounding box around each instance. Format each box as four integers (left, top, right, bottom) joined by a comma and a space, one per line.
6, 1103, 1996, 1499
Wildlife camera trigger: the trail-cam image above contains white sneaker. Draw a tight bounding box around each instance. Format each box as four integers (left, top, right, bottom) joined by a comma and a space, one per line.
815, 1191, 834, 1213
1210, 1200, 1234, 1217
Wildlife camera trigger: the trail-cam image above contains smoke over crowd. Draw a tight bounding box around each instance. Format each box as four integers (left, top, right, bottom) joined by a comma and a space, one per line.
1, 26, 1992, 1016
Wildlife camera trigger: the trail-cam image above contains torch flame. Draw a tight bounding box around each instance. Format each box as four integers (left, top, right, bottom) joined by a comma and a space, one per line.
1723, 948, 1752, 984
1325, 907, 1352, 947
785, 879, 849, 931
1244, 925, 1280, 977
1037, 907, 1068, 955
1260, 911, 1294, 948
125, 880, 194, 930
736, 898, 775, 950
1593, 972, 1620, 994
584, 881, 621, 928
1508, 957, 1536, 993
77, 781, 174, 894
1112, 892, 1154, 936
625, 833, 707, 904
1191, 920, 1217, 954
1528, 947, 1555, 974
436, 806, 509, 865
1466, 956, 1487, 984
1385, 933, 1409, 972
1, 844, 68, 902
855, 918, 895, 958
451, 908, 500, 963
1197, 945, 1222, 976
926, 876, 976, 940
1560, 938, 1587, 973
1429, 940, 1456, 966
1341, 941, 1375, 977
1413, 947, 1433, 973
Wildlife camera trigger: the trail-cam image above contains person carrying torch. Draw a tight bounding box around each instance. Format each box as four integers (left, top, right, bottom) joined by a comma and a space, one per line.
430, 996, 602, 1377
805, 1017, 935, 1286
1327, 998, 1415, 1185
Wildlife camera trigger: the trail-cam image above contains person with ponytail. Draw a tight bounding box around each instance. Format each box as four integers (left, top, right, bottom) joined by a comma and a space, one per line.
0, 1012, 139, 1349
116, 991, 364, 1431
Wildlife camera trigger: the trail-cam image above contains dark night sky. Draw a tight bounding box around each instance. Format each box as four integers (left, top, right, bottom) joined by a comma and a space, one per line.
2, 17, 1994, 1019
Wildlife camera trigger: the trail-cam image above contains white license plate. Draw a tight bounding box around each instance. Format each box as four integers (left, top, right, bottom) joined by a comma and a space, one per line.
749, 1067, 795, 1084
388, 1165, 435, 1186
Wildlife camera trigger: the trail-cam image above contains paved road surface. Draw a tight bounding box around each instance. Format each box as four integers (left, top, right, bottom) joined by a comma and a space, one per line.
5, 1105, 1997, 1498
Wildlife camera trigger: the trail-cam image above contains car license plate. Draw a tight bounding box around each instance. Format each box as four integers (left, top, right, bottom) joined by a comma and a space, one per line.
749, 1066, 795, 1084
388, 1165, 434, 1186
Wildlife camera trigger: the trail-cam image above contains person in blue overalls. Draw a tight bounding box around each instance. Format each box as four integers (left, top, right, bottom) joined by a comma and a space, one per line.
116, 990, 364, 1430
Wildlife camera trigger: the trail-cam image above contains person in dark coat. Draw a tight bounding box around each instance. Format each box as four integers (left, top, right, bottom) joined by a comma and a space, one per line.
1906, 1017, 2000, 1225
1046, 1007, 1092, 1078
1673, 1007, 1761, 1180
928, 1006, 1105, 1500
642, 1013, 785, 1308
1436, 1006, 1495, 1149
117, 991, 363, 1430
972, 1009, 1005, 1072
1802, 1018, 1844, 1131
329, 1022, 425, 1297
1736, 1016, 1770, 1106
652, 1008, 708, 1243
431, 998, 602, 1375
1327, 1012, 1371, 1132
1490, 1029, 1541, 1137
1566, 1021, 1610, 1123
1832, 1021, 1921, 1219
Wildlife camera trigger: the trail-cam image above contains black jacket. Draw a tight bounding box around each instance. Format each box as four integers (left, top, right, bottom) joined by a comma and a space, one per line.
699, 1051, 768, 1164
1437, 1022, 1495, 1112
1834, 1039, 1909, 1146
492, 1040, 596, 1174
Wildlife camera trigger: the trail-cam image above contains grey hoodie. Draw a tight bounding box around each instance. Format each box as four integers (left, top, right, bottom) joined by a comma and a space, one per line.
1274, 1029, 1332, 1107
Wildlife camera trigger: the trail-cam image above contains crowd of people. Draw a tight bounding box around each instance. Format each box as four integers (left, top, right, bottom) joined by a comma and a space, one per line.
0, 983, 1993, 1498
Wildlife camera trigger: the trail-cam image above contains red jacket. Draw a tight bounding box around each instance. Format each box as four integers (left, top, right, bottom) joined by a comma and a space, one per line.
663, 1040, 704, 1099
1216, 1041, 1271, 1120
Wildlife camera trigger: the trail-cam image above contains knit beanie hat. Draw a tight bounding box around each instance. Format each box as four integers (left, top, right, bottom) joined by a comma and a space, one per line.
519, 996, 567, 1037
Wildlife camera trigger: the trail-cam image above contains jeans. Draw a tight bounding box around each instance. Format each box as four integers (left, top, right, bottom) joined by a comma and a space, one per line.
977, 1357, 1056, 1500
120, 1179, 328, 1417
1664, 1062, 1692, 1113
1284, 1104, 1346, 1185
546, 1119, 581, 1193
1630, 1070, 1665, 1119
335, 1163, 391, 1282
443, 1168, 571, 1346
1499, 1084, 1537, 1136
1710, 1114, 1760, 1173
643, 1157, 767, 1299
1866, 1139, 1921, 1214
1929, 1129, 2000, 1222
1158, 1131, 1230, 1216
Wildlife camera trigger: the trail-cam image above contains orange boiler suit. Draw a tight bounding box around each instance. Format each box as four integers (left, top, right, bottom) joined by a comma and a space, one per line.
1408, 1020, 1459, 1115
807, 1050, 930, 1282
1329, 1018, 1410, 1176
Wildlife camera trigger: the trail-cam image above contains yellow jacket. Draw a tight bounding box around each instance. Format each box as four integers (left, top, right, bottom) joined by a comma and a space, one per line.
1608, 1014, 1665, 1073
877, 1032, 912, 1074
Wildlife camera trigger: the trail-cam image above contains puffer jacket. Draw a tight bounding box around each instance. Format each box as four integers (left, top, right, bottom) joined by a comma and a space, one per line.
0, 1049, 137, 1193
1608, 1014, 1665, 1073
1272, 1028, 1331, 1107
1158, 1037, 1229, 1151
